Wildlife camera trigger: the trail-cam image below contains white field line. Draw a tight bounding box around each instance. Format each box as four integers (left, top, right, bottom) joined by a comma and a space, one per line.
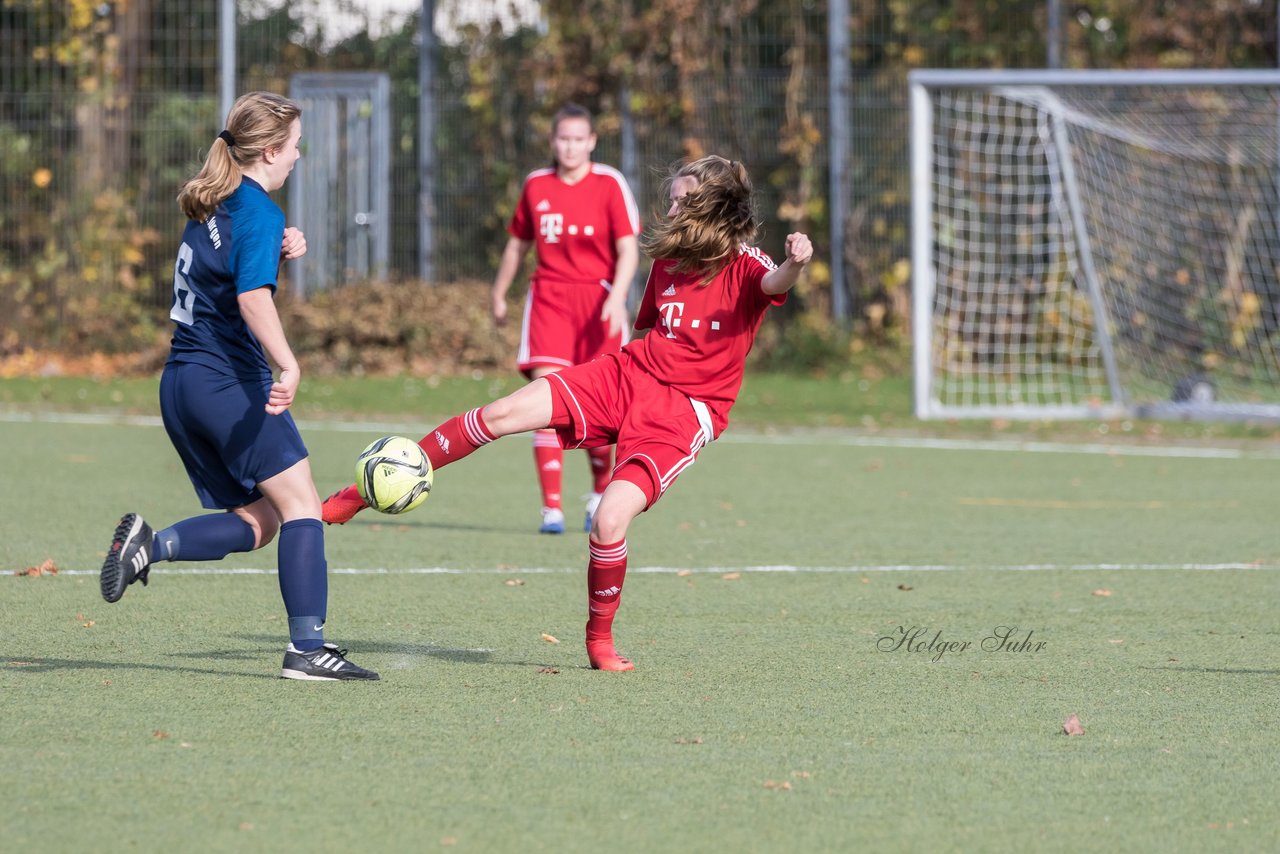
30, 562, 1278, 579
3, 409, 1278, 460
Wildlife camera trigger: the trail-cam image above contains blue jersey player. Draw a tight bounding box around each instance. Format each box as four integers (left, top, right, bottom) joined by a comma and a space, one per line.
100, 91, 377, 681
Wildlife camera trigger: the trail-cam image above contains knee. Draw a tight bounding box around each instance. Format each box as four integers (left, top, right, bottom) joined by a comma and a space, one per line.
481, 397, 516, 433
590, 505, 632, 544
254, 517, 279, 549
236, 507, 279, 549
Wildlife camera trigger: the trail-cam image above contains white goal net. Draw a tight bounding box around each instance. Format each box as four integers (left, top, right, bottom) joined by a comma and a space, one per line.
910, 70, 1280, 421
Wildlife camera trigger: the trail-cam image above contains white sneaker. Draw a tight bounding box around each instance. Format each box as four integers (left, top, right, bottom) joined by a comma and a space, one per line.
539, 507, 565, 535
583, 492, 602, 533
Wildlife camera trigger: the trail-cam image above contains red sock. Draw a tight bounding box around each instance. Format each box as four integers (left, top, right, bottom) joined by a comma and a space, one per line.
587, 445, 613, 494
533, 430, 563, 510
586, 538, 633, 671
417, 407, 495, 471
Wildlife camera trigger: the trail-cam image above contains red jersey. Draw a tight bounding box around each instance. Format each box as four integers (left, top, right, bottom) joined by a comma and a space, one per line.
509, 164, 639, 286
630, 246, 784, 434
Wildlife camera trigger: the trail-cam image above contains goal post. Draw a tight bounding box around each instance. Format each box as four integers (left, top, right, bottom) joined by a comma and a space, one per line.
910, 69, 1280, 421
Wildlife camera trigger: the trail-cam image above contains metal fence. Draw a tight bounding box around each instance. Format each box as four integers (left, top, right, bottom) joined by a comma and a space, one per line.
1, 1, 1275, 341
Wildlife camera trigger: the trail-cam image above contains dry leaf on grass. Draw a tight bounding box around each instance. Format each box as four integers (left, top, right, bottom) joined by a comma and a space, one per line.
676, 569, 692, 577
763, 780, 792, 790
897, 583, 913, 591
536, 666, 560, 675
673, 737, 703, 745
1092, 589, 1113, 597
504, 578, 526, 586
721, 572, 741, 581
1062, 714, 1085, 736
14, 559, 58, 577
81, 620, 95, 628
541, 633, 559, 644
153, 730, 169, 739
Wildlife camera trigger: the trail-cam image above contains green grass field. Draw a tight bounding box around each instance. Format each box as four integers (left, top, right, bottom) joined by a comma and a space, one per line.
2, 375, 1278, 852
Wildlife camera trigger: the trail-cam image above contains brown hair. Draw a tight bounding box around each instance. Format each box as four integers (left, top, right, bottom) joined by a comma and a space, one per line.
177, 91, 302, 222
551, 102, 594, 136
641, 155, 758, 284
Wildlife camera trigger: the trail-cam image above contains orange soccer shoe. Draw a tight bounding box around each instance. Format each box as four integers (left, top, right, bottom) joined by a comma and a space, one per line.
321, 484, 369, 525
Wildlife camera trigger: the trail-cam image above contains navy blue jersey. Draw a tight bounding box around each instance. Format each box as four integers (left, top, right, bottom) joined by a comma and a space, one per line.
166, 177, 284, 381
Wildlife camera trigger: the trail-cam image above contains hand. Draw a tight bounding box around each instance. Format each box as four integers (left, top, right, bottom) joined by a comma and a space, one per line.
281, 227, 307, 260
491, 291, 508, 326
784, 232, 813, 266
600, 291, 629, 338
265, 366, 300, 415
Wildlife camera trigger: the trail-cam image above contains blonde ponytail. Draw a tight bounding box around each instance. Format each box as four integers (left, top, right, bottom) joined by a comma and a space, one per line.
177, 91, 302, 222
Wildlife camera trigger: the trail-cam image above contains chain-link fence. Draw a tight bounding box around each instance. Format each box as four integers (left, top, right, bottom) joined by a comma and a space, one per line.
2, 1, 1275, 352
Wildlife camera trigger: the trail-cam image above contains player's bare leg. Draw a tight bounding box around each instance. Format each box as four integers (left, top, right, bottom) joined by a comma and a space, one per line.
322, 380, 556, 524
583, 445, 612, 532
584, 479, 646, 671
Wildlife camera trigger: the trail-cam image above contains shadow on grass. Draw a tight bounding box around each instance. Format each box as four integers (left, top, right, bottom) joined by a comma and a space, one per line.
234, 634, 498, 665
342, 518, 517, 535
2, 640, 553, 676
1, 656, 274, 679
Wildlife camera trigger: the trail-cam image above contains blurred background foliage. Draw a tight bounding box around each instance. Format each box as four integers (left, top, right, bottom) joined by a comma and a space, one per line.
0, 0, 1275, 373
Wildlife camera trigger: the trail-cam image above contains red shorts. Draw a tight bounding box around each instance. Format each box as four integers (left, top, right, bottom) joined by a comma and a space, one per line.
545, 351, 714, 509
517, 278, 626, 377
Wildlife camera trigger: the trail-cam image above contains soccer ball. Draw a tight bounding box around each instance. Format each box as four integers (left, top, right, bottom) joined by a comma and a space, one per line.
355, 436, 433, 514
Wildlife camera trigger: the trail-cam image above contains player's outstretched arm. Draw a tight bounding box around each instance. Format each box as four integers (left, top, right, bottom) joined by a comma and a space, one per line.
761, 232, 814, 296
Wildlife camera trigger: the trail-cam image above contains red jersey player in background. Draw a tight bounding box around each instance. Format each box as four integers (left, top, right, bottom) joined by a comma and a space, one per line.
491, 103, 640, 534
323, 155, 812, 671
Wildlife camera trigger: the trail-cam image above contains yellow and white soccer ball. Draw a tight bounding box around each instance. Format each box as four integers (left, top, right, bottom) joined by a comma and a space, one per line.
355, 436, 433, 514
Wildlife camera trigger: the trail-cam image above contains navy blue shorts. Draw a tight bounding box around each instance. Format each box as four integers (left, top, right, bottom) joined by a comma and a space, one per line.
159, 361, 309, 510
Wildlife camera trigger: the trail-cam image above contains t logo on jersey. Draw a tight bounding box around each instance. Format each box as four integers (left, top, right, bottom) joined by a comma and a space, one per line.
540, 213, 564, 244
658, 301, 684, 339
658, 299, 722, 339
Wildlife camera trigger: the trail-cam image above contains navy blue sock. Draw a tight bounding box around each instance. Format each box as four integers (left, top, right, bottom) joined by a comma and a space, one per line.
278, 518, 328, 653
152, 513, 256, 562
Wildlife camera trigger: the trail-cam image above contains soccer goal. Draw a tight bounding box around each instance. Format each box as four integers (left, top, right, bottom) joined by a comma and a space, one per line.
910, 69, 1280, 421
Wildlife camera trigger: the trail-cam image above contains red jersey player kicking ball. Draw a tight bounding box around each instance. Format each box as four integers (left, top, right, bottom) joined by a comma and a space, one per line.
323, 155, 813, 671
